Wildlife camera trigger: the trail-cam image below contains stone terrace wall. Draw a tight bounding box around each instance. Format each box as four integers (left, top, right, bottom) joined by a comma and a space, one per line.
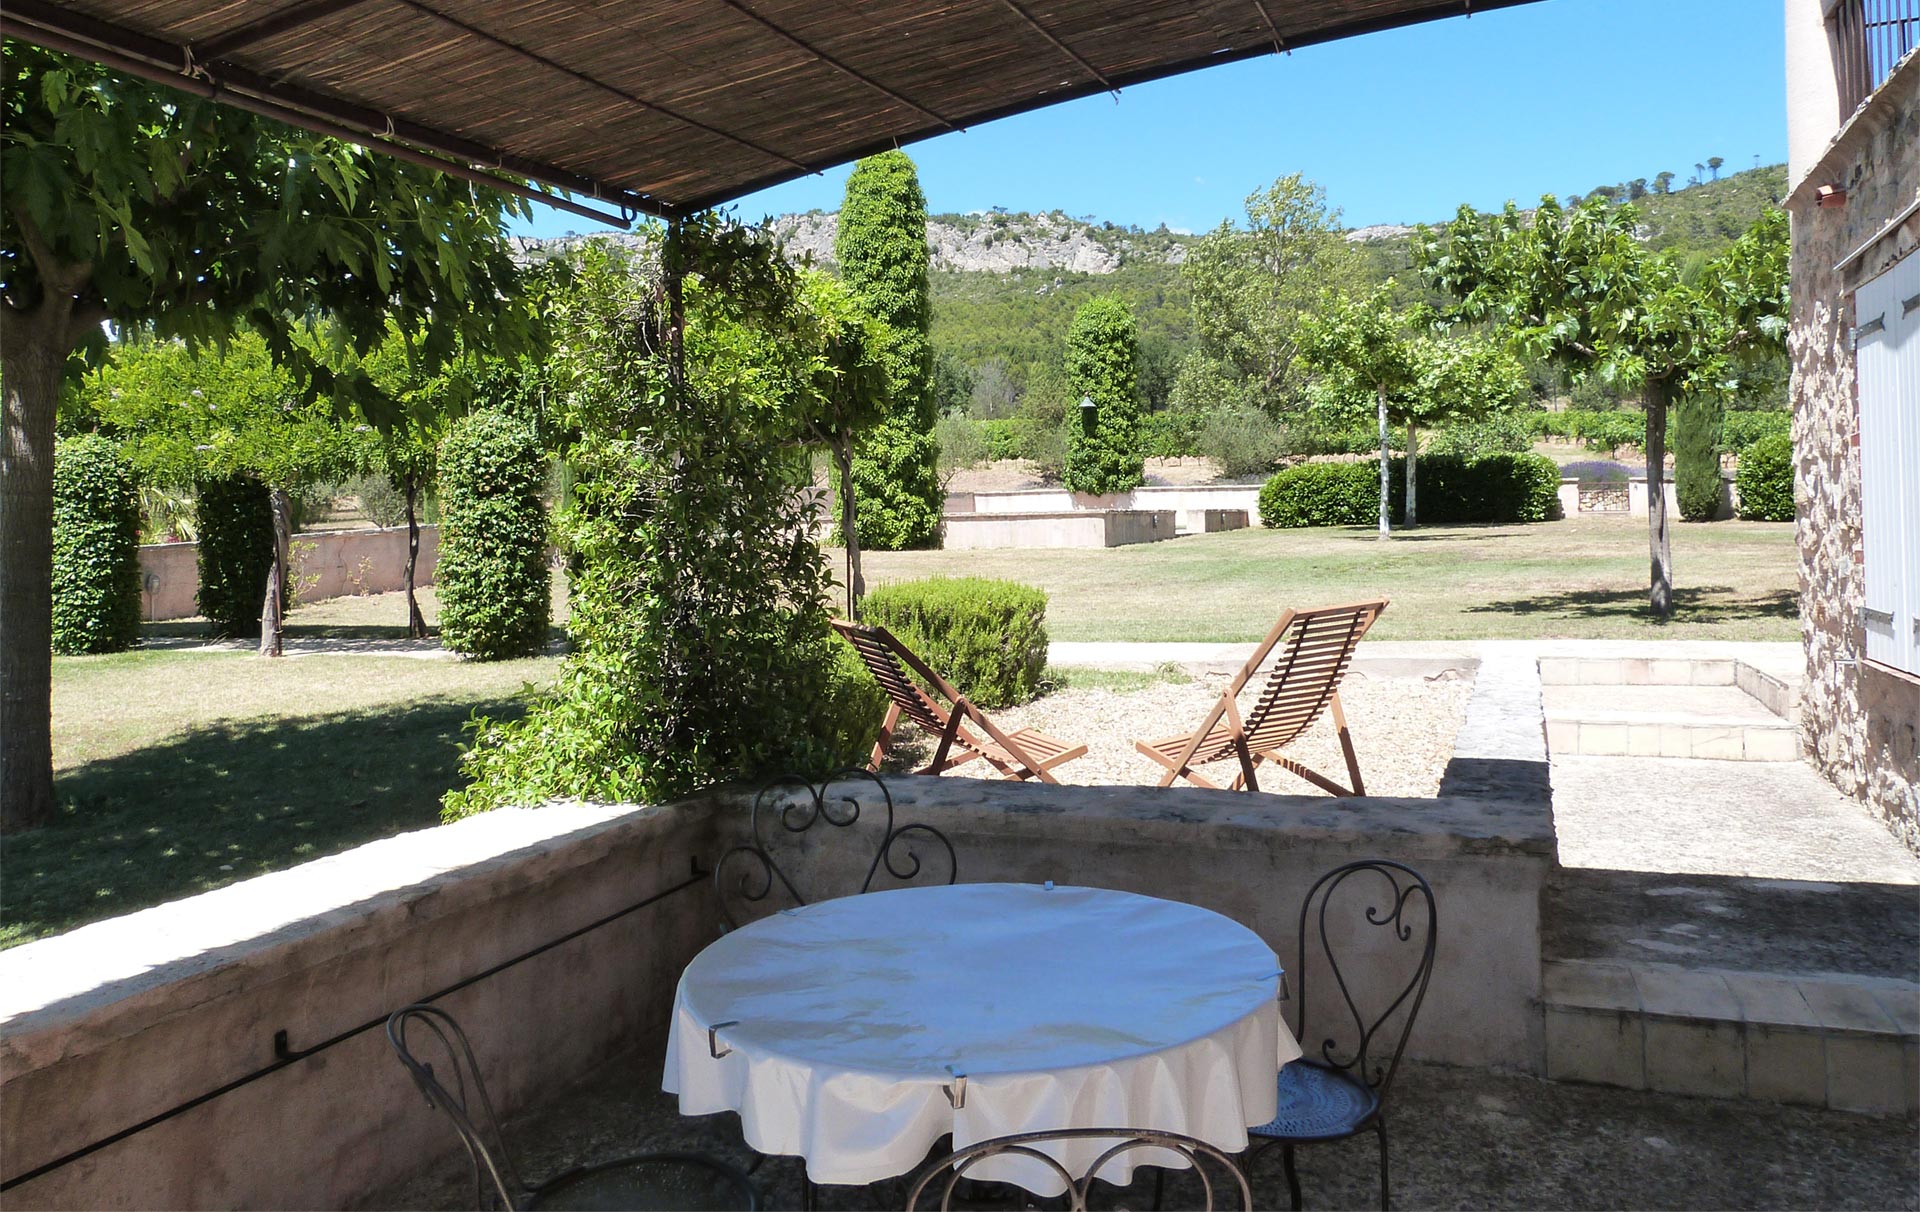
0, 804, 716, 1210
1787, 55, 1920, 851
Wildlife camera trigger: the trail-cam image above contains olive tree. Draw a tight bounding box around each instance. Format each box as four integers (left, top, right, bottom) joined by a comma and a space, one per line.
2, 43, 528, 830
1416, 198, 1787, 615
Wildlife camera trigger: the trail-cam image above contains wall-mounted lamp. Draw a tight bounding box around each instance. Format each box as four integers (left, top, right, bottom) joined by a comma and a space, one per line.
1815, 184, 1848, 209
1078, 394, 1098, 435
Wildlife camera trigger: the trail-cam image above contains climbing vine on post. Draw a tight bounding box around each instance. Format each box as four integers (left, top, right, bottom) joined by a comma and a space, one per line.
1062, 296, 1146, 495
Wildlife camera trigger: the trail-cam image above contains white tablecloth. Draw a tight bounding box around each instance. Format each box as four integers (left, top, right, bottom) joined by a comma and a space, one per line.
663, 882, 1298, 1192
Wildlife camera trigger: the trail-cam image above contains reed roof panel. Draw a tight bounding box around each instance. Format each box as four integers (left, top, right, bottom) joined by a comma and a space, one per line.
18, 0, 1543, 218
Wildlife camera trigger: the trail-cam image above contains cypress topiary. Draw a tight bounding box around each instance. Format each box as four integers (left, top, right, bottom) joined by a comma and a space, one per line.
1673, 395, 1726, 521
51, 435, 142, 654
194, 474, 273, 638
1061, 296, 1146, 494
836, 151, 943, 550
436, 409, 550, 660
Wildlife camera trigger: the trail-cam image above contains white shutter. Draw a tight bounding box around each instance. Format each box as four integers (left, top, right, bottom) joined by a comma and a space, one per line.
1855, 249, 1920, 677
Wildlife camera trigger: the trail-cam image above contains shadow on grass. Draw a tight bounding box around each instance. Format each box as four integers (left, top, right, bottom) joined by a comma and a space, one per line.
1469, 586, 1798, 623
2, 694, 529, 949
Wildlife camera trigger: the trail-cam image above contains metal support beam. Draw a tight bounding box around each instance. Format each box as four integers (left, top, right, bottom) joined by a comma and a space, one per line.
1, 4, 645, 227
995, 0, 1117, 94
398, 0, 817, 176
3, 0, 654, 221
1250, 1, 1287, 51
713, 0, 957, 130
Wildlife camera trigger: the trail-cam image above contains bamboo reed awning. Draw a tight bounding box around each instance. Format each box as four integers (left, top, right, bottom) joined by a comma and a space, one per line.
5, 0, 1543, 227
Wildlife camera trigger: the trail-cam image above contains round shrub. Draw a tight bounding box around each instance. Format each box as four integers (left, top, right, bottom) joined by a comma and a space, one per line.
194, 475, 273, 638
861, 577, 1048, 708
436, 410, 551, 659
1735, 432, 1795, 522
52, 435, 142, 654
1259, 462, 1381, 528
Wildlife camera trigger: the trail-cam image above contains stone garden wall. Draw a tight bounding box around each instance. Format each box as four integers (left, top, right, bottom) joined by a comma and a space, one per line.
1786, 54, 1920, 852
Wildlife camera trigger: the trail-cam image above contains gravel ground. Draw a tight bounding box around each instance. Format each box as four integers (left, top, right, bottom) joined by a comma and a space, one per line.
905, 670, 1473, 796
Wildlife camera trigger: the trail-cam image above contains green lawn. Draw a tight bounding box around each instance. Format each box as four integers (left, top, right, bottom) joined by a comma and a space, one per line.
9, 514, 1796, 948
848, 517, 1799, 642
4, 650, 555, 948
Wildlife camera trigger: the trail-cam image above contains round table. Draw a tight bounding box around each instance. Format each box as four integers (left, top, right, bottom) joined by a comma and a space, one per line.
663, 882, 1298, 1193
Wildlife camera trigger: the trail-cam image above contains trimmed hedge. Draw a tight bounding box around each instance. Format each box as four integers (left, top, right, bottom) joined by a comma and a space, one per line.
52, 435, 142, 654
1735, 432, 1795, 521
436, 410, 551, 660
1259, 462, 1381, 528
195, 475, 273, 638
1259, 453, 1562, 528
861, 577, 1048, 708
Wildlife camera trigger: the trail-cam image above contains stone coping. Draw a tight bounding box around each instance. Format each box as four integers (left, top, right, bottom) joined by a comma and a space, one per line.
0, 801, 679, 1054
718, 771, 1556, 861
942, 508, 1169, 521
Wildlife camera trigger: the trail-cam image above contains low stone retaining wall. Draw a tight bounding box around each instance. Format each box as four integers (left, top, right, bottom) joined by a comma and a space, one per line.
138, 525, 441, 621
0, 803, 715, 1210
0, 661, 1555, 1209
1558, 476, 1737, 520
953, 485, 1257, 534
943, 509, 1178, 549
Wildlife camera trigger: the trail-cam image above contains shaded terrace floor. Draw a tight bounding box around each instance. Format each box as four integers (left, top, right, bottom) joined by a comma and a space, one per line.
368, 1050, 1919, 1211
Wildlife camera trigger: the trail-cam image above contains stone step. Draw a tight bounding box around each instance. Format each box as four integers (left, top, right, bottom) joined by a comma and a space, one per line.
1543, 684, 1800, 760
1541, 959, 1919, 1115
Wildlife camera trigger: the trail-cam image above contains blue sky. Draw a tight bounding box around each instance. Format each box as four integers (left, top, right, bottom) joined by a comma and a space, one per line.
510, 0, 1785, 239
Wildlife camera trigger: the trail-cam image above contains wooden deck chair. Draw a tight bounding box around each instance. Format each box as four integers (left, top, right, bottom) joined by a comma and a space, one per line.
1134, 600, 1388, 796
832, 618, 1088, 783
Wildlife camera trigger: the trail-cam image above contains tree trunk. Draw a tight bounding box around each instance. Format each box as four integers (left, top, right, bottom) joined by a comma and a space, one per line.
1376, 387, 1391, 538
1644, 378, 1675, 619
0, 298, 70, 833
1405, 422, 1419, 528
403, 473, 427, 638
258, 487, 292, 657
836, 440, 864, 619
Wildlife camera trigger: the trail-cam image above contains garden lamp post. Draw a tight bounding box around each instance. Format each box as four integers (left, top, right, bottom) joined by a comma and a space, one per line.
1078, 394, 1098, 436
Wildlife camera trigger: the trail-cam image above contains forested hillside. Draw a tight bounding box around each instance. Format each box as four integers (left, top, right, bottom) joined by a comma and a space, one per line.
922, 163, 1790, 414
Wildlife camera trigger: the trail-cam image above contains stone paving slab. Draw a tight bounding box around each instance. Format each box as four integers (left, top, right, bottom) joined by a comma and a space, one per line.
1551, 755, 1920, 884
368, 1050, 1919, 1211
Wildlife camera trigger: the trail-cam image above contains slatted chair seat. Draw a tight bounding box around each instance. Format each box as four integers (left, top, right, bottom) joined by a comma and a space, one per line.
1134, 600, 1387, 795
832, 618, 1087, 783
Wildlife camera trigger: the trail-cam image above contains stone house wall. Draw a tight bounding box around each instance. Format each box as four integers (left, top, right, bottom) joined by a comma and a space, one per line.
1786, 53, 1920, 852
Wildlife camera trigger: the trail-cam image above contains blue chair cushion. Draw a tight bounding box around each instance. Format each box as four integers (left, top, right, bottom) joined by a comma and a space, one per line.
1248, 1061, 1381, 1142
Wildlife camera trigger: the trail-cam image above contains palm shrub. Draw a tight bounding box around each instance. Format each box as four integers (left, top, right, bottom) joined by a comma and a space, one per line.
51, 435, 142, 654
1735, 432, 1795, 521
838, 152, 943, 549
194, 474, 273, 637
861, 577, 1048, 708
1061, 296, 1145, 494
1673, 396, 1726, 521
435, 410, 550, 659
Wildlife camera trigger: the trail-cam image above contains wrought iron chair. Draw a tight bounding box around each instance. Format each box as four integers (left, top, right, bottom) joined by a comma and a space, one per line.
386, 1004, 758, 1211
906, 1128, 1254, 1211
1249, 860, 1436, 1211
713, 768, 958, 930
